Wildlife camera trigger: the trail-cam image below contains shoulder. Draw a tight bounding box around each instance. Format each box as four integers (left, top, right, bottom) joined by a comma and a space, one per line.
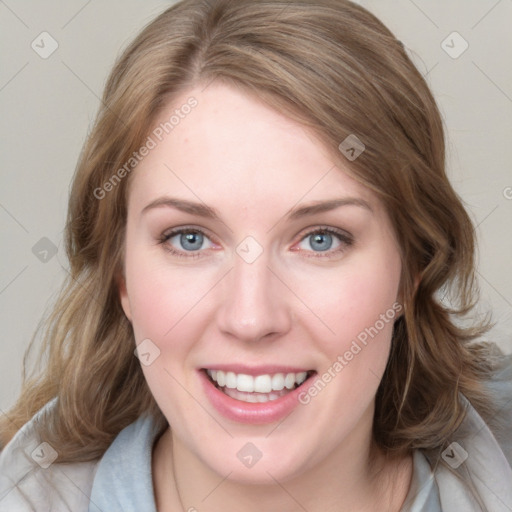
0, 398, 99, 512
482, 350, 512, 464
423, 348, 512, 511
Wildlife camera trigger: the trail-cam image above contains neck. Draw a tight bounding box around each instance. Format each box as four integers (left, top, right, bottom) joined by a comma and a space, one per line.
152, 422, 412, 512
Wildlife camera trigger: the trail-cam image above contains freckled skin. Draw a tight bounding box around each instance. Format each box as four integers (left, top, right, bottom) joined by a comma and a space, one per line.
119, 82, 406, 510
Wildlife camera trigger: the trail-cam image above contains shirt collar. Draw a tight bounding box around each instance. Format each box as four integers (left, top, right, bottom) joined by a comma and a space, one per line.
88, 413, 162, 512
88, 413, 439, 512
88, 396, 511, 512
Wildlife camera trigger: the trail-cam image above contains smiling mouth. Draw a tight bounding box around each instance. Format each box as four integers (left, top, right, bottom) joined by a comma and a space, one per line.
202, 369, 316, 403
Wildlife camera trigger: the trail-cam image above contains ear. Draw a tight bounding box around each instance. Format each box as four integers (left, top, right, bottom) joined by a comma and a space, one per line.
116, 271, 132, 322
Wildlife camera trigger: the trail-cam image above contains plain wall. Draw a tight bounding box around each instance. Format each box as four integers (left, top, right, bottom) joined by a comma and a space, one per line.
1, 0, 511, 413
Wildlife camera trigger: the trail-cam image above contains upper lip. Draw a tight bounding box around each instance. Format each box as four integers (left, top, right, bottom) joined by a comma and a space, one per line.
200, 365, 314, 376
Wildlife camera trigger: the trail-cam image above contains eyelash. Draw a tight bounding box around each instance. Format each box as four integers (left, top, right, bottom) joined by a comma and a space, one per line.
158, 225, 354, 260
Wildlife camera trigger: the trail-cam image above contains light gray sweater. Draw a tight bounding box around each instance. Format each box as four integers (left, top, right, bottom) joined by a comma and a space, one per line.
1, 355, 511, 511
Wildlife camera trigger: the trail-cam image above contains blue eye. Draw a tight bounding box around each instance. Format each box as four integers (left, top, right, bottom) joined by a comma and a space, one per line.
176, 231, 204, 251
295, 227, 353, 258
308, 232, 334, 251
159, 228, 215, 258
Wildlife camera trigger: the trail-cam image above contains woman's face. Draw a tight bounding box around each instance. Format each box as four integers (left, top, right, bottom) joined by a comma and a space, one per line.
119, 82, 402, 483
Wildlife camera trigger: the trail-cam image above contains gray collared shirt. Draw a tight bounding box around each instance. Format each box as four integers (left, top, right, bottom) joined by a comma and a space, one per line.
85, 414, 443, 511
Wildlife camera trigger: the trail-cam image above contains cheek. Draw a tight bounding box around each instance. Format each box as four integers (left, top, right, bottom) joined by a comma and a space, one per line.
125, 244, 212, 342
124, 247, 212, 424
303, 245, 401, 415
126, 270, 172, 342
296, 254, 401, 428
295, 249, 401, 353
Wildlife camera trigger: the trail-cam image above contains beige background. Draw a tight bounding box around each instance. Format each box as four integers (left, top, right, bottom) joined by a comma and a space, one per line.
1, 0, 511, 413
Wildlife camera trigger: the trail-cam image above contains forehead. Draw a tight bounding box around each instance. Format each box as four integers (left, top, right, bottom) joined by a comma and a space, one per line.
128, 82, 378, 216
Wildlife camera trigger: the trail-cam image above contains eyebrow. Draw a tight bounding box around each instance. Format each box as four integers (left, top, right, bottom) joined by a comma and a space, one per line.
287, 197, 372, 219
141, 196, 373, 220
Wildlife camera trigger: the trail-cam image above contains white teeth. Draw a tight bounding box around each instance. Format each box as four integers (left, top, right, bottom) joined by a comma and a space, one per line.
296, 371, 307, 384
254, 375, 272, 393
271, 373, 285, 390
222, 387, 290, 403
225, 371, 237, 389
237, 374, 254, 392
206, 369, 310, 393
216, 371, 226, 387
284, 373, 296, 389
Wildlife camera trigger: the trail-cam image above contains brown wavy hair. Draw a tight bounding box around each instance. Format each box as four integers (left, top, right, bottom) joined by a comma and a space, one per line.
0, 0, 501, 466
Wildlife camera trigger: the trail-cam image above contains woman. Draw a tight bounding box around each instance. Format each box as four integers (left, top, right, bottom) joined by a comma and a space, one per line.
0, 0, 510, 510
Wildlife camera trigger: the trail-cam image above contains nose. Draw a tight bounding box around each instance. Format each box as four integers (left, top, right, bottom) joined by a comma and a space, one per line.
215, 249, 293, 343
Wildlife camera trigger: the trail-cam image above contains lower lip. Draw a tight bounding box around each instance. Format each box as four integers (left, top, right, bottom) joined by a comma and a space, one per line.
199, 370, 313, 425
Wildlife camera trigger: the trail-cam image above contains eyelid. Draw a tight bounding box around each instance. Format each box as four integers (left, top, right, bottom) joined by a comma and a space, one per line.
160, 224, 218, 244
158, 224, 354, 258
295, 224, 353, 243
291, 225, 354, 258
158, 225, 220, 258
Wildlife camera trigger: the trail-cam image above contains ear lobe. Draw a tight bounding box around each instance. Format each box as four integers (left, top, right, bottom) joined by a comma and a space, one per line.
117, 272, 132, 322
